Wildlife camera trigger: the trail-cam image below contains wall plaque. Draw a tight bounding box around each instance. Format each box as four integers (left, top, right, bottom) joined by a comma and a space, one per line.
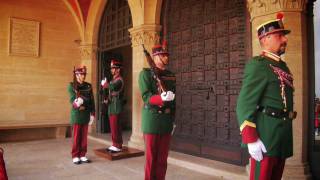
9, 18, 40, 57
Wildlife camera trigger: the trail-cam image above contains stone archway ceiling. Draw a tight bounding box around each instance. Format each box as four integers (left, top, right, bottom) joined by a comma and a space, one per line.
66, 0, 92, 27
78, 0, 91, 25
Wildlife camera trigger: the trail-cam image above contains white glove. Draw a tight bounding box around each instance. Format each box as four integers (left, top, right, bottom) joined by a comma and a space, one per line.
247, 138, 267, 162
161, 91, 175, 101
89, 115, 95, 125
73, 97, 84, 107
101, 77, 107, 87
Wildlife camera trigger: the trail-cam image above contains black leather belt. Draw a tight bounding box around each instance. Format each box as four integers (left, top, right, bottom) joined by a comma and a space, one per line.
144, 104, 171, 114
257, 106, 297, 120
157, 108, 171, 114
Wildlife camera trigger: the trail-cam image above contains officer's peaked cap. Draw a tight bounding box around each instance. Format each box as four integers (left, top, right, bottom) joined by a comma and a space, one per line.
257, 12, 291, 39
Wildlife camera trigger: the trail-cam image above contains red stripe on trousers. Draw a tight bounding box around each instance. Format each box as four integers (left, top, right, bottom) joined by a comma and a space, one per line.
71, 124, 88, 158
109, 114, 123, 148
250, 156, 285, 180
144, 133, 171, 180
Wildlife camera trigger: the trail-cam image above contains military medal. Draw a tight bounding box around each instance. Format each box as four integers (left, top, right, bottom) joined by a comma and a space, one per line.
269, 64, 294, 109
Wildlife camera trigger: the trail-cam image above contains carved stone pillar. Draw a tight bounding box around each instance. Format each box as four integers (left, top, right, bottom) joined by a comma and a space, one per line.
79, 44, 97, 82
79, 43, 98, 133
128, 24, 161, 150
247, 0, 311, 179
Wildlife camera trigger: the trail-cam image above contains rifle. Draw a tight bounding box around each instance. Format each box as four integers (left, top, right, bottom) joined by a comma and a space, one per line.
100, 65, 108, 104
73, 66, 80, 98
142, 44, 167, 93
101, 60, 112, 105
73, 67, 89, 101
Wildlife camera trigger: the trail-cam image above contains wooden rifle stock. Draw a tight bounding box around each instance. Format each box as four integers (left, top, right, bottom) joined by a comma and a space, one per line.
73, 67, 88, 99
142, 44, 166, 93
73, 66, 80, 98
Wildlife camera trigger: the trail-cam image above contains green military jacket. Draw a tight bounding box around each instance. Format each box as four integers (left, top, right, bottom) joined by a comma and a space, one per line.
138, 68, 176, 134
236, 56, 294, 158
106, 76, 124, 115
68, 82, 95, 124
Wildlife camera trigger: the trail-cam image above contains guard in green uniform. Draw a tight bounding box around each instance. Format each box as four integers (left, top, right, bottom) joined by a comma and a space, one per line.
236, 13, 296, 180
139, 44, 176, 180
68, 66, 95, 164
101, 59, 125, 152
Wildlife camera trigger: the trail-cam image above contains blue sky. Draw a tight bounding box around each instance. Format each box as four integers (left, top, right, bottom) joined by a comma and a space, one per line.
315, 1, 320, 97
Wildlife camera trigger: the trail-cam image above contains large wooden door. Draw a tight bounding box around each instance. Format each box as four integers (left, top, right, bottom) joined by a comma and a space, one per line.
97, 0, 132, 133
163, 0, 250, 165
309, 1, 320, 179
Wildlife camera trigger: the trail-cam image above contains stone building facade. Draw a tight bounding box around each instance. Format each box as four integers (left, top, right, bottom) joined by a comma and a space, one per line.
0, 0, 316, 179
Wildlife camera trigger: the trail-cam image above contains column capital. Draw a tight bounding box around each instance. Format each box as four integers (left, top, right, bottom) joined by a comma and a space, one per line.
78, 43, 98, 60
129, 24, 162, 47
78, 43, 98, 83
247, 0, 308, 20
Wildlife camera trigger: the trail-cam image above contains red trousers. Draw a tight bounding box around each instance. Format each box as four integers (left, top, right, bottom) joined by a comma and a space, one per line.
109, 114, 123, 148
71, 124, 88, 158
250, 156, 285, 180
144, 133, 171, 180
0, 148, 8, 180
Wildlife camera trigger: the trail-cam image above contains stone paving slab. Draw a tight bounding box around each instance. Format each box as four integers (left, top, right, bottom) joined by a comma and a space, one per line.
0, 138, 220, 180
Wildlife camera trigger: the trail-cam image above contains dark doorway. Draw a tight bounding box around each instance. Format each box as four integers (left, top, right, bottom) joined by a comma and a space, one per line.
162, 0, 251, 165
309, 0, 320, 179
96, 0, 133, 134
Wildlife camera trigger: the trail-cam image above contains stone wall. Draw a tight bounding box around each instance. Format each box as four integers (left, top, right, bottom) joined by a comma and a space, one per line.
0, 0, 80, 127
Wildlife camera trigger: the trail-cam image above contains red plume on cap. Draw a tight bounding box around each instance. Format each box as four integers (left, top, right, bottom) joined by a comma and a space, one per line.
277, 12, 284, 20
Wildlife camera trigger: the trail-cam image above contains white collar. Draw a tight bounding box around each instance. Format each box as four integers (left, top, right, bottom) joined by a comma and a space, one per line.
262, 50, 281, 61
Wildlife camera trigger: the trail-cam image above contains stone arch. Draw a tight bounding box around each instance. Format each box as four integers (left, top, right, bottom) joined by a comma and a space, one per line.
84, 0, 160, 45
61, 0, 85, 41
127, 0, 163, 26
83, 0, 107, 45
83, 0, 164, 49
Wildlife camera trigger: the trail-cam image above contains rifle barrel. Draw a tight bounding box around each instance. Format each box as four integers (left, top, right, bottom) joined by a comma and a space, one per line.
141, 44, 166, 93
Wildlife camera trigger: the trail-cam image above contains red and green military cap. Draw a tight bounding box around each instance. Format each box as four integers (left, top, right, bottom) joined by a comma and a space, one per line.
257, 12, 291, 39
110, 59, 122, 68
152, 44, 169, 56
74, 66, 87, 74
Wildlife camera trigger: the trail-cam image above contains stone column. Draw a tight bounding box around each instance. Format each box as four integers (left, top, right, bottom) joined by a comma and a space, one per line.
247, 0, 311, 179
79, 44, 98, 82
79, 43, 98, 133
128, 24, 161, 150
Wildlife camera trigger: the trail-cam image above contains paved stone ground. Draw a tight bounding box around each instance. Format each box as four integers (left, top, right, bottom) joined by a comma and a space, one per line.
1, 138, 220, 180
